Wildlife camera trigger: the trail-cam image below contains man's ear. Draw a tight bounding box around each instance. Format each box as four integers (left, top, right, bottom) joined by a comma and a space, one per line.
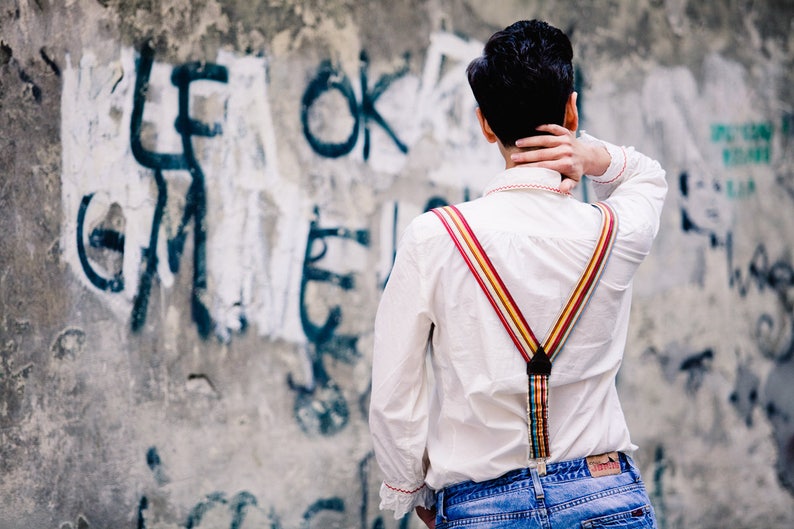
476, 107, 498, 144
563, 91, 579, 132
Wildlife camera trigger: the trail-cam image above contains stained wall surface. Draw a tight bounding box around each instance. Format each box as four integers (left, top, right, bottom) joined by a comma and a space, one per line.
1, 1, 794, 528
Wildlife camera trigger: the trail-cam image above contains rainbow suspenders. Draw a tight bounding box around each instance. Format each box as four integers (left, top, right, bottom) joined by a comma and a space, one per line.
431, 202, 618, 464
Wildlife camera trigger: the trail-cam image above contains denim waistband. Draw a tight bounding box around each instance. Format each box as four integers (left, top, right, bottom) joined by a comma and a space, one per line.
440, 452, 632, 500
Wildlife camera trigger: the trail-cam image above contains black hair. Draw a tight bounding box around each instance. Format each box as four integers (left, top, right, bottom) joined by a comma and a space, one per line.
466, 20, 574, 146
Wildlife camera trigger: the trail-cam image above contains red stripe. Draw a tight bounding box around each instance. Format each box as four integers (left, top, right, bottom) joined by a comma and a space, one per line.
546, 203, 616, 358
432, 209, 531, 361
448, 205, 541, 350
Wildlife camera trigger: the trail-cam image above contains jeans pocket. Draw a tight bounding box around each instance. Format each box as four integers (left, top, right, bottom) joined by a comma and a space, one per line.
581, 504, 656, 529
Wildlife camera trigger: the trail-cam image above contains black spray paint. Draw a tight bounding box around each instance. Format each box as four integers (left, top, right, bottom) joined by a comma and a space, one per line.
301, 51, 409, 160
76, 193, 125, 293
136, 450, 409, 528
728, 237, 794, 362
128, 42, 228, 338
728, 236, 794, 494
289, 207, 370, 436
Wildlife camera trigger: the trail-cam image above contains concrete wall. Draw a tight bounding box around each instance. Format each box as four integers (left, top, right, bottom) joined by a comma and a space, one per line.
1, 1, 793, 527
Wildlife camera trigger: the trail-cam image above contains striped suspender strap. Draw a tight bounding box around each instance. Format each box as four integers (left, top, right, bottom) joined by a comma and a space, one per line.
431, 202, 618, 460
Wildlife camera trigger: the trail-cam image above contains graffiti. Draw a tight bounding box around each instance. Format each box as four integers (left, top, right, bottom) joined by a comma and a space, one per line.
39, 48, 61, 77
129, 42, 229, 338
763, 358, 794, 494
729, 357, 760, 427
728, 238, 794, 492
76, 194, 125, 292
711, 121, 772, 167
678, 170, 730, 246
146, 446, 168, 486
723, 147, 770, 167
728, 238, 794, 362
186, 373, 220, 397
725, 178, 756, 199
645, 345, 714, 395
12, 57, 43, 102
59, 515, 90, 529
183, 491, 259, 529
63, 32, 490, 342
378, 195, 456, 289
358, 452, 411, 529
136, 497, 148, 529
783, 113, 794, 138
301, 497, 345, 529
137, 450, 410, 529
706, 116, 794, 199
776, 113, 794, 202
302, 51, 409, 160
678, 349, 714, 394
711, 122, 773, 144
63, 46, 296, 343
651, 445, 670, 529
288, 207, 370, 436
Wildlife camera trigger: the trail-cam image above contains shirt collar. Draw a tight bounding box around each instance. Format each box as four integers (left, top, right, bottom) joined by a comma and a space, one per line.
482, 166, 570, 197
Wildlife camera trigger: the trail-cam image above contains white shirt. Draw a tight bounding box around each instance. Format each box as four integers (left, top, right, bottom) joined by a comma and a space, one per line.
369, 134, 668, 518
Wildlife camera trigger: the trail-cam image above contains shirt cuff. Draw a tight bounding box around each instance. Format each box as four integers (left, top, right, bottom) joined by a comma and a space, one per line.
379, 481, 436, 520
578, 131, 627, 184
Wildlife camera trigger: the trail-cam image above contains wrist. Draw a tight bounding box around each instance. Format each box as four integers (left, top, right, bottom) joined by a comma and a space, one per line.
584, 143, 611, 177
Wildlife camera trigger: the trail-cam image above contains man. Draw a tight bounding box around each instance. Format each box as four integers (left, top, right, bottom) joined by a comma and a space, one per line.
369, 20, 667, 529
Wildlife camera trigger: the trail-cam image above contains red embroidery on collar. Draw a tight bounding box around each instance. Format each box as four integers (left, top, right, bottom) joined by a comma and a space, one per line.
486, 183, 571, 196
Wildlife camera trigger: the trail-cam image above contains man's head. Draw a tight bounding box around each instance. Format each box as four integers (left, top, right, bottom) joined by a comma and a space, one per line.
467, 20, 575, 147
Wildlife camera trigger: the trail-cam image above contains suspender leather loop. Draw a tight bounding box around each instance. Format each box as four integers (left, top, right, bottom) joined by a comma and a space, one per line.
432, 201, 618, 461
526, 346, 552, 376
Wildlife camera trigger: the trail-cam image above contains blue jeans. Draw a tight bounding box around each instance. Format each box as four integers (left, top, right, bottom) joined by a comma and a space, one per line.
434, 453, 657, 528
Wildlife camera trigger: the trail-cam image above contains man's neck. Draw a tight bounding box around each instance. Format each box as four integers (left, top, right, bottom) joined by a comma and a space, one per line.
499, 143, 538, 170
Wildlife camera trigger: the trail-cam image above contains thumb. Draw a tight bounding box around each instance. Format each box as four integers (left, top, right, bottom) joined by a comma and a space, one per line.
559, 178, 577, 194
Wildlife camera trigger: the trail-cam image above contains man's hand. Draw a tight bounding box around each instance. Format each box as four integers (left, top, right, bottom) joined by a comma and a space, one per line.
510, 124, 611, 193
415, 505, 436, 529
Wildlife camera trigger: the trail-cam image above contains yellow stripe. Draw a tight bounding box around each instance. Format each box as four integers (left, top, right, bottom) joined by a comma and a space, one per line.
549, 218, 608, 331
529, 375, 549, 458
543, 203, 616, 356
444, 207, 540, 352
445, 209, 527, 347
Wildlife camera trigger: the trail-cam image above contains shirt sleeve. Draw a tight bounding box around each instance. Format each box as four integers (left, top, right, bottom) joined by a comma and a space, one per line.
579, 132, 669, 258
369, 220, 437, 519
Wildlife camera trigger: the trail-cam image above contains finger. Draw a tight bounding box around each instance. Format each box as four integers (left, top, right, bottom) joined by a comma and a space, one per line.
534, 123, 572, 136
559, 178, 577, 193
515, 136, 556, 149
510, 144, 570, 163
515, 131, 572, 149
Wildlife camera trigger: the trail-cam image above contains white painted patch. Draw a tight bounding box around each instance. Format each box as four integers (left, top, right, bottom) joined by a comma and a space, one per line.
415, 32, 502, 191
61, 48, 307, 342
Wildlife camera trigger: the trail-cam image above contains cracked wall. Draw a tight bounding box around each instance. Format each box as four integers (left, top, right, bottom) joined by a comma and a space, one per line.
1, 1, 794, 528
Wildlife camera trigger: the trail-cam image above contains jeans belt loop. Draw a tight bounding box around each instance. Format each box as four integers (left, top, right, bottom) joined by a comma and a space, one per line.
437, 488, 446, 522
529, 466, 545, 501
